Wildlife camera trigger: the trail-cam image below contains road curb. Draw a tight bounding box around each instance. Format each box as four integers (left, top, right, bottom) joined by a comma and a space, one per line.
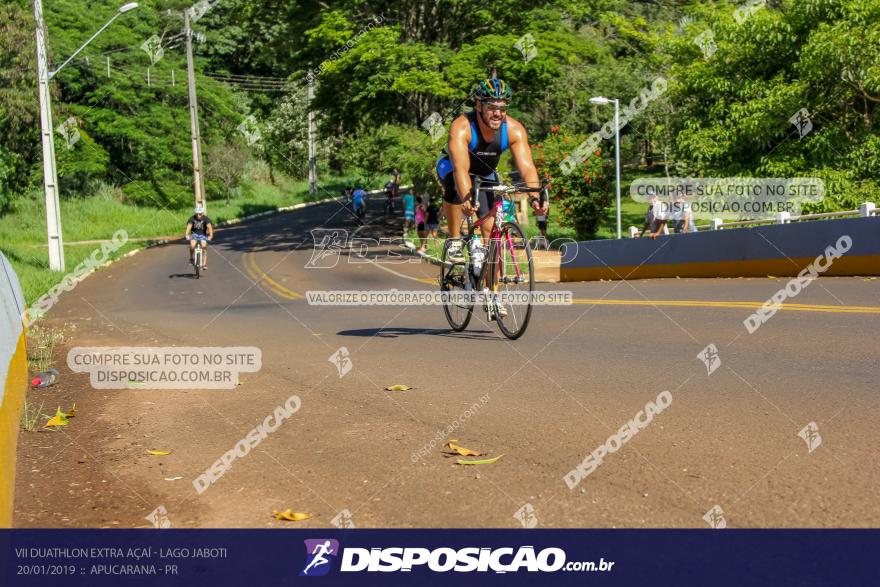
401, 239, 443, 267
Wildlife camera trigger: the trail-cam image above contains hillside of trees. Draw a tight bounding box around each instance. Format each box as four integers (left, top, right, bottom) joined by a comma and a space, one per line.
1, 0, 878, 237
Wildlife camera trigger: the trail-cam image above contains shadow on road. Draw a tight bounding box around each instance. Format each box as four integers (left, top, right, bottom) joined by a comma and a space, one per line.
209, 197, 405, 255
336, 326, 499, 341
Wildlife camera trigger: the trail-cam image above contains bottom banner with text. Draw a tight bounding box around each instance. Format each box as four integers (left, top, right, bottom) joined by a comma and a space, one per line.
2, 529, 877, 586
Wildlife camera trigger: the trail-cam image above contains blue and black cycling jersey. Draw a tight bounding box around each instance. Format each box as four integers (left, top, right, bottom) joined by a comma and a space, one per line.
436, 110, 510, 216
436, 110, 509, 183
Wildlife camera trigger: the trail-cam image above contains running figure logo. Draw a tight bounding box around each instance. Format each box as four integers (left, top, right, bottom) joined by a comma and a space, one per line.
306, 229, 348, 269
300, 539, 339, 577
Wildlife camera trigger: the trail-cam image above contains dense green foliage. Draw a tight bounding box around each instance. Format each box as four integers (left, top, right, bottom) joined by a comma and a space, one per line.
1, 0, 877, 236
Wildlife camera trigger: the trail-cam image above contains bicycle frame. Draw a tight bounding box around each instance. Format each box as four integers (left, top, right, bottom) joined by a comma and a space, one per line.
470, 179, 525, 284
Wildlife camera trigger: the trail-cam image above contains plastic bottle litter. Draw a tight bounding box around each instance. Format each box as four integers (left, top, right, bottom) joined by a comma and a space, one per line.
31, 368, 59, 388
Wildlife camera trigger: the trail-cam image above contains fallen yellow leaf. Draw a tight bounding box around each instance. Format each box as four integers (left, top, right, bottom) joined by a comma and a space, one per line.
446, 441, 484, 457
67, 403, 76, 418
273, 509, 311, 522
44, 406, 69, 428
457, 454, 504, 466
385, 384, 412, 391
146, 450, 171, 456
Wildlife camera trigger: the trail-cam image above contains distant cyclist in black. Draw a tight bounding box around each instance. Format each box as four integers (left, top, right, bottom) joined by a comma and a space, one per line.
185, 205, 213, 270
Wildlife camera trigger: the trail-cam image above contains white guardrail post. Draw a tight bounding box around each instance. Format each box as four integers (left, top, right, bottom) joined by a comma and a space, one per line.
860, 202, 876, 217
776, 211, 791, 224
712, 218, 723, 230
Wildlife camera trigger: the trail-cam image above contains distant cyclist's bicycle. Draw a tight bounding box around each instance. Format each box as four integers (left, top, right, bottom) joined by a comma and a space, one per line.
189, 234, 208, 279
439, 178, 548, 340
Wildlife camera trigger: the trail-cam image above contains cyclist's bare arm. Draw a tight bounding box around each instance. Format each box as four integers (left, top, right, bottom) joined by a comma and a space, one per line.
448, 115, 475, 210
506, 118, 546, 211
185, 222, 193, 240
207, 223, 214, 240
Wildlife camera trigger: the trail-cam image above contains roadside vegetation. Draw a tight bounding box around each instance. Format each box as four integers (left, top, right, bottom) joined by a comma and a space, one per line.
2, 0, 877, 299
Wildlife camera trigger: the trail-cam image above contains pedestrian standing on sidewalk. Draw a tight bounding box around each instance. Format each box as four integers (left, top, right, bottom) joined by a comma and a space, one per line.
415, 196, 428, 253
402, 190, 416, 235
426, 198, 441, 239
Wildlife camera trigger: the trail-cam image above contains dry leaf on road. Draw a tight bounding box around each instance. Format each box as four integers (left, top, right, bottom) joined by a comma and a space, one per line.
457, 454, 504, 466
44, 406, 70, 428
446, 441, 484, 457
273, 509, 311, 522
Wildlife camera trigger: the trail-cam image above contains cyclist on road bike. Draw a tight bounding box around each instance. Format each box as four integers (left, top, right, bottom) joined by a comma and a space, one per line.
436, 77, 545, 264
185, 205, 213, 270
384, 176, 396, 214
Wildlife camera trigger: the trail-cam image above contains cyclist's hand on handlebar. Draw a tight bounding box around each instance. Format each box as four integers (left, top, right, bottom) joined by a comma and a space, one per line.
462, 199, 477, 216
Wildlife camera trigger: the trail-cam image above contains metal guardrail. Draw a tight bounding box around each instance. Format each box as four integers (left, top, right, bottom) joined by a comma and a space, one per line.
648, 202, 878, 235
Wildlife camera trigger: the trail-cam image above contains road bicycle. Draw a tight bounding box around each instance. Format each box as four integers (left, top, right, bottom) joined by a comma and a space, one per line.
189, 235, 208, 279
439, 178, 548, 340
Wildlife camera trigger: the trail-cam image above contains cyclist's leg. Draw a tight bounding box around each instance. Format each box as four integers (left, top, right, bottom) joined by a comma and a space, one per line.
440, 167, 464, 238
475, 173, 498, 240
200, 239, 208, 267
189, 239, 196, 264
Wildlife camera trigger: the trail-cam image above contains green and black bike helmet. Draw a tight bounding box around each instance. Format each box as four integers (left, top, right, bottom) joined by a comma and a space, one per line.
474, 78, 512, 102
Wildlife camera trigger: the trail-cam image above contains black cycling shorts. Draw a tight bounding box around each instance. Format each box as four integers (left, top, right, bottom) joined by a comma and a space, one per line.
441, 170, 500, 219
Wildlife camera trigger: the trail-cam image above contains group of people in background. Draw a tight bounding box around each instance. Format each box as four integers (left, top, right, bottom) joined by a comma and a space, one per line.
345, 168, 549, 254
639, 193, 696, 239
402, 192, 442, 254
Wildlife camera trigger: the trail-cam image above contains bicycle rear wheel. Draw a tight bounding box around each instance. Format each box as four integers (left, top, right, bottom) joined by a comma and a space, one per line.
486, 222, 533, 339
440, 239, 473, 331
194, 248, 201, 279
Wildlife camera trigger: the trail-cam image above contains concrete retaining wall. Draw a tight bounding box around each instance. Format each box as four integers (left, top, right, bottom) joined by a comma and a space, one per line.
560, 217, 880, 281
0, 251, 27, 527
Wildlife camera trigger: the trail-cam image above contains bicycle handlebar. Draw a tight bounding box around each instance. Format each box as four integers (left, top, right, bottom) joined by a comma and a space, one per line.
473, 177, 549, 204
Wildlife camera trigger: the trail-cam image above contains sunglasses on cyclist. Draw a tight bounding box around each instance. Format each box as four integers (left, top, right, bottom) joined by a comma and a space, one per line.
484, 103, 509, 113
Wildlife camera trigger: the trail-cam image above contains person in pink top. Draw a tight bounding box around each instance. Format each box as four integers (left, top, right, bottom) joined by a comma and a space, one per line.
415, 196, 428, 253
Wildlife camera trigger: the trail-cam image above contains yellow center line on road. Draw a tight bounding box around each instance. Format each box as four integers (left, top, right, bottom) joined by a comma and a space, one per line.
242, 251, 304, 301
239, 252, 878, 315
570, 299, 880, 314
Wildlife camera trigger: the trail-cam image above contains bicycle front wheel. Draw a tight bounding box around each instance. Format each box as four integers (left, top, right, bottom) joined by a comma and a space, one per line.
440, 239, 473, 331
486, 222, 533, 339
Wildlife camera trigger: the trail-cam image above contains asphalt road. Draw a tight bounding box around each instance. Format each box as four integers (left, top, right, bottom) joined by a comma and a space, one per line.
14, 195, 880, 528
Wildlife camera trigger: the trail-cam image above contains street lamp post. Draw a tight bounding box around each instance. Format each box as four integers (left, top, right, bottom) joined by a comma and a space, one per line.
33, 1, 139, 271
590, 96, 622, 240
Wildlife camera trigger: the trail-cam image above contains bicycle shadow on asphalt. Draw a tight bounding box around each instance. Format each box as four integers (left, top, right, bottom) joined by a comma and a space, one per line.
167, 273, 199, 279
336, 327, 502, 341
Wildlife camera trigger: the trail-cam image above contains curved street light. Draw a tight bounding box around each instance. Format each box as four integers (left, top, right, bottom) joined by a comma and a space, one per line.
34, 1, 139, 271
